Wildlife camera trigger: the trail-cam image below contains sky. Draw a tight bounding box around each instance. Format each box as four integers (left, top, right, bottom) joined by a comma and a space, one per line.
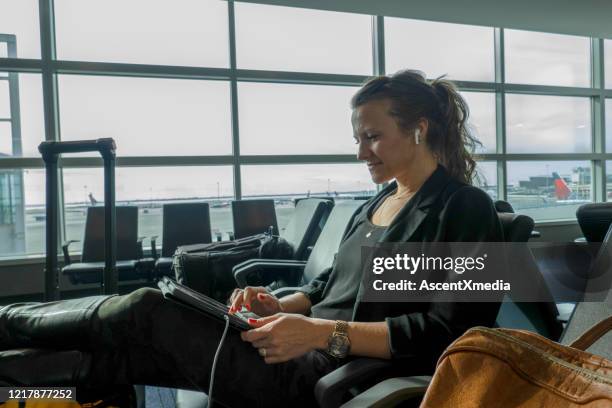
1, 0, 612, 207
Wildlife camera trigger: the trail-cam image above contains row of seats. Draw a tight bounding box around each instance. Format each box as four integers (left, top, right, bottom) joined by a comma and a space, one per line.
62, 198, 333, 285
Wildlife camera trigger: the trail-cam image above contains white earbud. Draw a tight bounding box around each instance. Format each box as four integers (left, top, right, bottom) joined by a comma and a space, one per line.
414, 129, 421, 145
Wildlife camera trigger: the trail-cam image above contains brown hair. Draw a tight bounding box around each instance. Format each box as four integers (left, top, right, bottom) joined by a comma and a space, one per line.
351, 70, 481, 185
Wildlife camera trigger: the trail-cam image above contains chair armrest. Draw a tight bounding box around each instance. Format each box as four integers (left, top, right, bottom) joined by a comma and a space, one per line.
62, 240, 79, 265
531, 230, 541, 238
314, 358, 393, 408
137, 236, 146, 258
340, 376, 432, 408
150, 235, 159, 260
233, 260, 306, 288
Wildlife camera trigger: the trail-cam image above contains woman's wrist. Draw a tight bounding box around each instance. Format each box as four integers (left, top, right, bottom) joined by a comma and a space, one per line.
309, 318, 336, 350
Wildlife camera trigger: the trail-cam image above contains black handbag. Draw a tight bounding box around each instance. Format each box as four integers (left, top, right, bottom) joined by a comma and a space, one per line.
173, 233, 294, 302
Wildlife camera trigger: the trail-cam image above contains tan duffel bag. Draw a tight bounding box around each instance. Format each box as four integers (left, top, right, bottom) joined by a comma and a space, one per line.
421, 316, 612, 407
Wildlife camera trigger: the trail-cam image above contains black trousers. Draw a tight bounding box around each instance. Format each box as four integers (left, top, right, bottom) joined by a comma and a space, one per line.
80, 287, 338, 407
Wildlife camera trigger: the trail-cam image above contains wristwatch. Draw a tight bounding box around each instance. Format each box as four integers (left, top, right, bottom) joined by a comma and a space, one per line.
326, 320, 351, 359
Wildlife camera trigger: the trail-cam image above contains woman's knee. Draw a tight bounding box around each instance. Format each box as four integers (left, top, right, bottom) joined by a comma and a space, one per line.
95, 288, 163, 333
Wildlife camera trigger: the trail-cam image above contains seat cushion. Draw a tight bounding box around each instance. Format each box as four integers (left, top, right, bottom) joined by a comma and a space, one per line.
62, 260, 141, 284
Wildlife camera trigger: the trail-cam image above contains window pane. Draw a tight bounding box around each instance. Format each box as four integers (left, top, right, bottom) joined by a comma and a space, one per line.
235, 3, 372, 75
239, 83, 356, 155
0, 73, 45, 157
607, 99, 612, 152
242, 164, 375, 198
462, 91, 496, 153
55, 0, 228, 67
506, 94, 590, 153
607, 161, 612, 201
242, 163, 376, 232
474, 161, 497, 200
385, 18, 494, 82
63, 166, 234, 244
606, 40, 612, 89
507, 161, 591, 221
0, 42, 7, 58
58, 75, 232, 156
0, 0, 41, 59
0, 169, 45, 258
505, 30, 590, 87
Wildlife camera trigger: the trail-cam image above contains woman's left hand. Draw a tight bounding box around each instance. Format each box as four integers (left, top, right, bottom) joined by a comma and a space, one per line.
240, 313, 334, 364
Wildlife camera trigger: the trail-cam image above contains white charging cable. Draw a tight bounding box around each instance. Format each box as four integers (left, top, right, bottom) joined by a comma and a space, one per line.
208, 315, 230, 407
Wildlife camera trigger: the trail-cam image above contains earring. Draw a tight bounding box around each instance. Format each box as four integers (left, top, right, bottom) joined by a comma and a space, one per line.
414, 129, 421, 145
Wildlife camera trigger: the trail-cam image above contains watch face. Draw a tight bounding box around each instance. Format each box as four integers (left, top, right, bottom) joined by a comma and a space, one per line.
328, 334, 350, 357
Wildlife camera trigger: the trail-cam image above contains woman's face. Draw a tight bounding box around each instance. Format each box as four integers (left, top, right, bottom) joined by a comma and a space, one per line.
352, 98, 422, 184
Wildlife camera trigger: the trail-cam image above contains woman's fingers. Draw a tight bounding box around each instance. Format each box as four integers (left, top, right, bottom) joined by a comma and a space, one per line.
241, 286, 267, 311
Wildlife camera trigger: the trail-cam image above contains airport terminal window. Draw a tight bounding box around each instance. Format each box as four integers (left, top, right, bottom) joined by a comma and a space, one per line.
235, 3, 372, 75
461, 91, 496, 154
0, 0, 41, 59
504, 30, 591, 87
0, 169, 45, 258
238, 82, 358, 155
3, 2, 612, 259
58, 75, 232, 157
505, 94, 591, 153
62, 166, 235, 245
384, 17, 494, 82
54, 0, 229, 67
507, 161, 591, 222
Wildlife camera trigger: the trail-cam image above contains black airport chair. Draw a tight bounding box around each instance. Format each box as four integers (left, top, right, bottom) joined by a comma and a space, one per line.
62, 206, 146, 284
151, 203, 213, 278
576, 203, 612, 243
231, 199, 279, 239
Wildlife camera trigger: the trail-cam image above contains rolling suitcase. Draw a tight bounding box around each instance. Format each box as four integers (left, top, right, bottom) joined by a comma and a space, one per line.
39, 138, 118, 298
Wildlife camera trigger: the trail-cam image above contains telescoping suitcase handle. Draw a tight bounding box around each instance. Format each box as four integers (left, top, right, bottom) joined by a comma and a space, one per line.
39, 138, 117, 300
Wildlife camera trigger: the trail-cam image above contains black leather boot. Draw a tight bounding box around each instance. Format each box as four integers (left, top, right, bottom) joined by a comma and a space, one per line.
0, 348, 137, 407
0, 348, 92, 386
0, 295, 113, 351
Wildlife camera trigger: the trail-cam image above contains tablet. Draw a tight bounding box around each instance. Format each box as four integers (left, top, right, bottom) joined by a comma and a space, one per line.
157, 276, 254, 331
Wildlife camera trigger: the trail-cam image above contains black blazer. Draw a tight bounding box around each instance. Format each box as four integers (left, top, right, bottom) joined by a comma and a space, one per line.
298, 165, 503, 373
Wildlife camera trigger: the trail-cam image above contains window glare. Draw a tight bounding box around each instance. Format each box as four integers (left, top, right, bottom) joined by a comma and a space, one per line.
505, 29, 591, 87
385, 17, 494, 81
235, 3, 372, 75
54, 0, 229, 67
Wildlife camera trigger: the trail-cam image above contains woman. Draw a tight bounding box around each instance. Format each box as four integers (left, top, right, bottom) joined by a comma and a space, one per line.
0, 70, 502, 407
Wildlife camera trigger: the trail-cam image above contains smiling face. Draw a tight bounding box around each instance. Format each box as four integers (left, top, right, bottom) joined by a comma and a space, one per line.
352, 98, 425, 184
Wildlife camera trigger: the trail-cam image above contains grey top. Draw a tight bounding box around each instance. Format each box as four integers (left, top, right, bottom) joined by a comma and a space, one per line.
310, 215, 387, 321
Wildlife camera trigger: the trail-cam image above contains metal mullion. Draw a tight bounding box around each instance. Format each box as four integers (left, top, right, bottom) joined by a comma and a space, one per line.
494, 27, 506, 201
228, 0, 242, 200
592, 38, 606, 202
0, 58, 43, 73
0, 158, 45, 169
39, 0, 67, 255
240, 155, 358, 165
0, 118, 12, 122
58, 156, 236, 168
53, 60, 231, 81
372, 15, 385, 76
480, 153, 612, 161
502, 83, 598, 98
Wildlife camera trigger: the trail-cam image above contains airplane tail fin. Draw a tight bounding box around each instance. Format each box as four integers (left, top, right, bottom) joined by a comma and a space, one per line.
552, 172, 571, 200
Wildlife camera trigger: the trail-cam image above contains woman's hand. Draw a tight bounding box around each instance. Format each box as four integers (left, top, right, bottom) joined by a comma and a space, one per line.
240, 314, 334, 364
228, 286, 283, 317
